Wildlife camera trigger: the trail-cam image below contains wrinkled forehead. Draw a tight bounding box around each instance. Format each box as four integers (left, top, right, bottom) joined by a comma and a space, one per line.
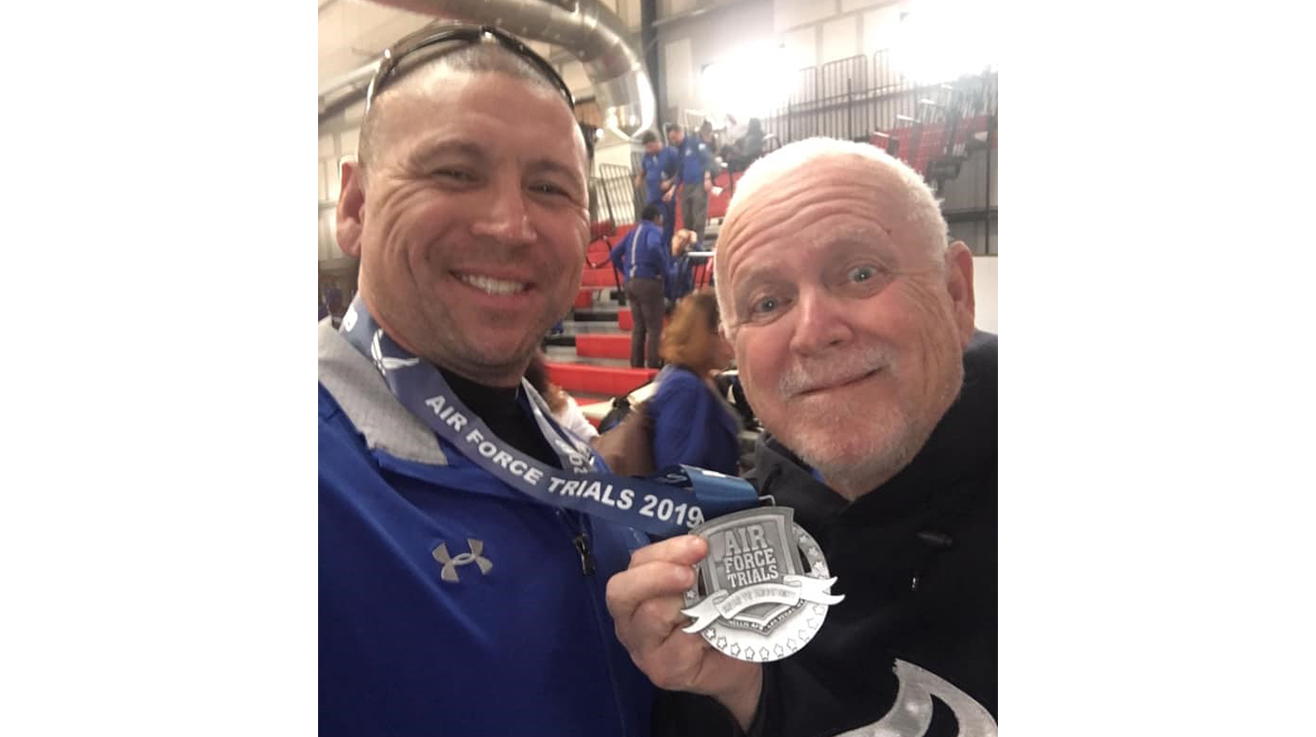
719, 155, 931, 274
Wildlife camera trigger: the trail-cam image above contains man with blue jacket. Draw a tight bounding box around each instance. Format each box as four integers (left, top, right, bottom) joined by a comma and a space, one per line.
635, 129, 679, 254
320, 25, 653, 737
666, 122, 713, 258
610, 203, 668, 368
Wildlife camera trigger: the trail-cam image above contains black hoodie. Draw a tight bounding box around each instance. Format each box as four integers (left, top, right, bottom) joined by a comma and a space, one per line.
655, 332, 997, 737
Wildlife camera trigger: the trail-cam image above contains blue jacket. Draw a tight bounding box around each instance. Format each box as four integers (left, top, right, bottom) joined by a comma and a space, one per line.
648, 366, 741, 476
610, 221, 668, 282
675, 134, 712, 188
641, 146, 679, 203
318, 321, 653, 737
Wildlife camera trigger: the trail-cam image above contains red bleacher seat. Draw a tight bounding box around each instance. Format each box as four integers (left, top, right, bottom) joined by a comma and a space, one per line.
575, 334, 630, 360
589, 221, 616, 240
546, 361, 656, 396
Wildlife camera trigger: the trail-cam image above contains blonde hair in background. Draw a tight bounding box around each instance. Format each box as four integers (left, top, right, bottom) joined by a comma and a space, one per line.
660, 289, 721, 371
671, 228, 698, 257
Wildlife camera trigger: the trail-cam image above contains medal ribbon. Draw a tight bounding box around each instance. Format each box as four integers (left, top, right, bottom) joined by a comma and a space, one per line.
338, 296, 758, 537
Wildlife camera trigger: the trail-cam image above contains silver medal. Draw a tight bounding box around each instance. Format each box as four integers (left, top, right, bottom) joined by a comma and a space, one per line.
681, 507, 843, 662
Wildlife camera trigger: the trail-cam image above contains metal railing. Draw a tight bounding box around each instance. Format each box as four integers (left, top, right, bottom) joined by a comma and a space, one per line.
759, 50, 997, 165
592, 163, 641, 229
596, 49, 999, 255
727, 50, 998, 254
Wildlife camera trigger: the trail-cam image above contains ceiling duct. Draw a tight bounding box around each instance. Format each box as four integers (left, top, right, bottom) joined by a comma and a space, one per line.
322, 0, 655, 139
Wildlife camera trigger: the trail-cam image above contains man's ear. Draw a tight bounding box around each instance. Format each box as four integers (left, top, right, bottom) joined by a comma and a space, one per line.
336, 159, 366, 257
944, 241, 976, 346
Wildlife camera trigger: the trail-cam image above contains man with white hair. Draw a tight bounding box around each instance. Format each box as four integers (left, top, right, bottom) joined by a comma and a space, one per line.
607, 138, 997, 736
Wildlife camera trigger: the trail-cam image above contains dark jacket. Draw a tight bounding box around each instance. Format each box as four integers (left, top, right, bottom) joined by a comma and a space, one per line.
656, 332, 997, 737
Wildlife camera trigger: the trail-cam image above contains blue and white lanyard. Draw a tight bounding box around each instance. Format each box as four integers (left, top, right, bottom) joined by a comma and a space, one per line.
340, 296, 758, 537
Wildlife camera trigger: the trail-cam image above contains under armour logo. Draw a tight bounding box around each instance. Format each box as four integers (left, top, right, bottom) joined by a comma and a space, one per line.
370, 329, 419, 375
432, 539, 493, 583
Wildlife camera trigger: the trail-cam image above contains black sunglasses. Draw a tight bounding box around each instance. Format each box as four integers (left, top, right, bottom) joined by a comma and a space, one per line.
364, 23, 575, 114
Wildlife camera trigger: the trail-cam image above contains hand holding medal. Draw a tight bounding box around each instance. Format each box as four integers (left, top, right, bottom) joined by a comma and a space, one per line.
605, 535, 765, 729
605, 508, 843, 728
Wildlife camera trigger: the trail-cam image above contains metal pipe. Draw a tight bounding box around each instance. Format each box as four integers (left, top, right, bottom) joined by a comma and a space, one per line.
641, 0, 659, 119
318, 60, 380, 118
350, 0, 656, 138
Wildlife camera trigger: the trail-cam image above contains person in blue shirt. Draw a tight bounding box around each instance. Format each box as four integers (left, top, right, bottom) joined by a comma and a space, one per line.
321, 26, 652, 737
610, 203, 668, 368
634, 129, 679, 255
664, 227, 697, 303
648, 289, 741, 475
666, 122, 714, 263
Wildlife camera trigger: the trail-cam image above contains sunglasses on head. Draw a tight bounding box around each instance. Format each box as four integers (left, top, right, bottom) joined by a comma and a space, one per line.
364, 23, 575, 114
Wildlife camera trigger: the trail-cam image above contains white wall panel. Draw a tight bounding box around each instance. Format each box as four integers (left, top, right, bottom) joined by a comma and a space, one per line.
561, 60, 590, 95
319, 209, 336, 261
619, 0, 642, 29
783, 26, 817, 70
821, 15, 858, 63
327, 158, 344, 201
338, 128, 359, 158
862, 4, 903, 52
341, 100, 366, 127
972, 256, 997, 333
668, 0, 696, 17
842, 0, 891, 11
773, 0, 836, 32
595, 139, 638, 176
318, 0, 430, 88
319, 210, 334, 261
664, 38, 693, 112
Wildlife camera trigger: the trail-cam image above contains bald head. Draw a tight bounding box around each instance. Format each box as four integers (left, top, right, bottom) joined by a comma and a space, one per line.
358, 40, 583, 186
708, 137, 974, 497
714, 138, 949, 332
333, 38, 594, 388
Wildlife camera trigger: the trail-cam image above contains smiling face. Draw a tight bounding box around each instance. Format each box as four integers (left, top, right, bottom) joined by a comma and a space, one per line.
337, 68, 589, 386
717, 150, 975, 497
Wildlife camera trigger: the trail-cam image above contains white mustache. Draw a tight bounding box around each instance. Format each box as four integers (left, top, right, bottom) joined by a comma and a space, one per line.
778, 345, 893, 397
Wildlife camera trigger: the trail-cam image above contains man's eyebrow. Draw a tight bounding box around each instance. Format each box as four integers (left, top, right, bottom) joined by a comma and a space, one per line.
526, 157, 585, 182
730, 262, 785, 300
824, 224, 895, 249
405, 139, 488, 168
525, 157, 587, 197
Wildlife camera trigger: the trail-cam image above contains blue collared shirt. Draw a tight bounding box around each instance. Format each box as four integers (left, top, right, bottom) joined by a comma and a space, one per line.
641, 147, 679, 203
675, 134, 711, 186
609, 221, 668, 282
